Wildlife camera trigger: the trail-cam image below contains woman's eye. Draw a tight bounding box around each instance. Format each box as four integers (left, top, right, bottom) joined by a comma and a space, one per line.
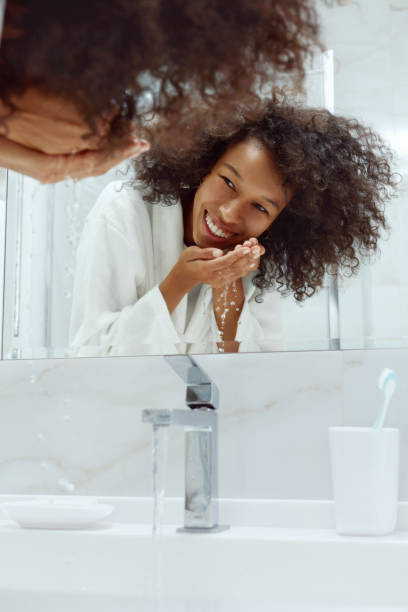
220, 175, 235, 190
253, 202, 268, 215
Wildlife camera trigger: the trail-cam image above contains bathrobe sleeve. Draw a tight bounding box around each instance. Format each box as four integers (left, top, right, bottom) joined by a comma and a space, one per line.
68, 183, 182, 356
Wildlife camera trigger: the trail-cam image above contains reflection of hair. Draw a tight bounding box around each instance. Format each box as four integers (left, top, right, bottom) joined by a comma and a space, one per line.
0, 0, 326, 140
136, 97, 397, 301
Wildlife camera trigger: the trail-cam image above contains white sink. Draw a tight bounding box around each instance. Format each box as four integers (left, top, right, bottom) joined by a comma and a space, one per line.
0, 496, 407, 612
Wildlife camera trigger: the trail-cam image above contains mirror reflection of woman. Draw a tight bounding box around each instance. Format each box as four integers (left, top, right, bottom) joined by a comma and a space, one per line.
69, 97, 395, 356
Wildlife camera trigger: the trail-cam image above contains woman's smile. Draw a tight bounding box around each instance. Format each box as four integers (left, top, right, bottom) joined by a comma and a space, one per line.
203, 210, 237, 242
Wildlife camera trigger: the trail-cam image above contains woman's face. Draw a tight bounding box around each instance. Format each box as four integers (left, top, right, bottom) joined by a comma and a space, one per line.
184, 138, 291, 249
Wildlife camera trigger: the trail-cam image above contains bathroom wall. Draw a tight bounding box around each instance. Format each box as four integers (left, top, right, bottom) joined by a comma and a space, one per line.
0, 349, 406, 501
320, 0, 408, 348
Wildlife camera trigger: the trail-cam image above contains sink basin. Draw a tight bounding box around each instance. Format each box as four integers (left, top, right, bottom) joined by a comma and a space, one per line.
0, 496, 407, 611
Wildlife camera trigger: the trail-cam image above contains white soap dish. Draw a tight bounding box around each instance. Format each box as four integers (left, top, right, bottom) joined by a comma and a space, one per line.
3, 497, 114, 529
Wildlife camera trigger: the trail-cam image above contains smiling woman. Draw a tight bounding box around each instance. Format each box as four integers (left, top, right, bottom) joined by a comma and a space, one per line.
68, 98, 396, 357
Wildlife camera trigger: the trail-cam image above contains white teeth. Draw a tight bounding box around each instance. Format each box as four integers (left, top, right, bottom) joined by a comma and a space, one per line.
205, 212, 233, 239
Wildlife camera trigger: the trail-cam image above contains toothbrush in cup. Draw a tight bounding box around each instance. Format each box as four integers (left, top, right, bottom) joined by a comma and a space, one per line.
373, 368, 397, 429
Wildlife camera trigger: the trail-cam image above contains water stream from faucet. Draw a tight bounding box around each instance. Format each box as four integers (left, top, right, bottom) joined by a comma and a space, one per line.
152, 424, 169, 536
151, 424, 169, 610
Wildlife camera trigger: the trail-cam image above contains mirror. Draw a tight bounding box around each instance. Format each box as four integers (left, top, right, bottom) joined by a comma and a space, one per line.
1, 0, 406, 359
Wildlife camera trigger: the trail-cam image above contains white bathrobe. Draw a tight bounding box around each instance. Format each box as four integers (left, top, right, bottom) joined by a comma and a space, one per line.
69, 181, 285, 356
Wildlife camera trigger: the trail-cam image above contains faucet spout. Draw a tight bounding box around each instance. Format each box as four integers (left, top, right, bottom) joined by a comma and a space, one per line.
142, 407, 215, 429
142, 356, 227, 533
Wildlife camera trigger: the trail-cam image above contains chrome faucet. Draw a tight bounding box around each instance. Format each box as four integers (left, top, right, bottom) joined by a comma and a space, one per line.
142, 355, 228, 533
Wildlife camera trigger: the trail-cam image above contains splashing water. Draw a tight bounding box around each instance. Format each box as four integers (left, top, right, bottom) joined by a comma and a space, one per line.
215, 281, 240, 353
63, 178, 82, 301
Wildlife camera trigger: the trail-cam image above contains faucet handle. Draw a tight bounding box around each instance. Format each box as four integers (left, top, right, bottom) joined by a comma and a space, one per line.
186, 381, 219, 409
164, 355, 220, 410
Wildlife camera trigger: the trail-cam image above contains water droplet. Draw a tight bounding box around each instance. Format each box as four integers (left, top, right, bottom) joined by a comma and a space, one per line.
37, 433, 45, 441
29, 374, 37, 384
62, 414, 72, 422
40, 462, 50, 471
57, 478, 75, 492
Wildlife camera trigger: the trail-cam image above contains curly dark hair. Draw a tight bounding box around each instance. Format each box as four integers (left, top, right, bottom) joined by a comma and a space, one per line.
135, 97, 397, 301
0, 0, 330, 141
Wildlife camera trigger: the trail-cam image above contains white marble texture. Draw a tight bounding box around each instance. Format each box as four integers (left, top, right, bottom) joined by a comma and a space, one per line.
0, 352, 342, 500
0, 350, 407, 500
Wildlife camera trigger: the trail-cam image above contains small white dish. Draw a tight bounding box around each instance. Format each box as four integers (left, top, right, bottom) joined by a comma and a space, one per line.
3, 498, 114, 529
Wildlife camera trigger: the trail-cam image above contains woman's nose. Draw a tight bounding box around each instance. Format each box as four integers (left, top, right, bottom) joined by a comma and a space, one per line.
219, 198, 242, 226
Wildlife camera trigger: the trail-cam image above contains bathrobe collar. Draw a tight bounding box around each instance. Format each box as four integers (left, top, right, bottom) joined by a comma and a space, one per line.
151, 200, 187, 336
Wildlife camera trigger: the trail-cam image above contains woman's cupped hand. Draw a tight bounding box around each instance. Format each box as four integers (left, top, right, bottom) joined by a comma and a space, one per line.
174, 237, 265, 290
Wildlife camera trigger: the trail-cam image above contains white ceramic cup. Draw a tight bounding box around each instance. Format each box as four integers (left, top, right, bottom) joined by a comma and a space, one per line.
329, 427, 399, 536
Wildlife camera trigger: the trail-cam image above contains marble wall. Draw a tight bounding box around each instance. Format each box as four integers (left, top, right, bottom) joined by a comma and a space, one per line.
0, 349, 406, 501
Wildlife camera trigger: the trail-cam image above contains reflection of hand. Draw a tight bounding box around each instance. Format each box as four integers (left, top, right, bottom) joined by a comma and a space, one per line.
0, 135, 149, 183
0, 87, 151, 183
159, 239, 265, 314
0, 87, 114, 155
175, 245, 257, 289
